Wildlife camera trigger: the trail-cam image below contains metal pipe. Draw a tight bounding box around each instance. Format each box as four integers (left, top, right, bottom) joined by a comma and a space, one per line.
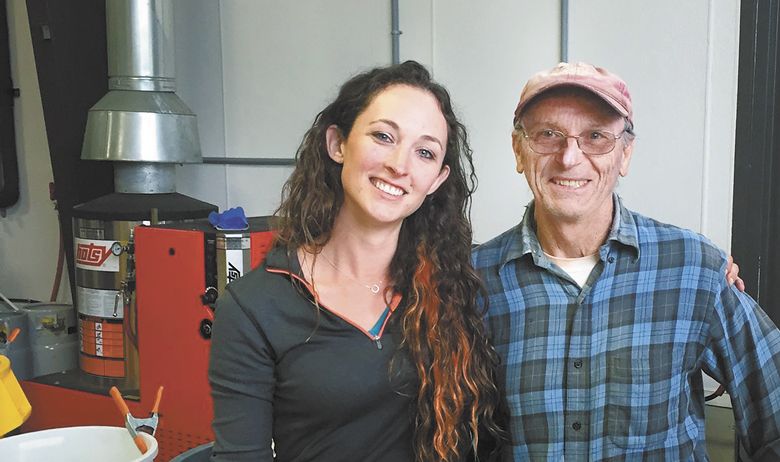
560, 0, 569, 62
391, 0, 401, 64
0, 289, 22, 312
201, 157, 296, 167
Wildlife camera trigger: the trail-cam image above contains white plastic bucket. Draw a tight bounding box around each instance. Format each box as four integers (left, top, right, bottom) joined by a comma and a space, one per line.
0, 425, 158, 461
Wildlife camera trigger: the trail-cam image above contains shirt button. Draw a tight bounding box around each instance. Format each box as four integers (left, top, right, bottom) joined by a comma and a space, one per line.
573, 359, 583, 368
572, 422, 582, 431
608, 256, 615, 263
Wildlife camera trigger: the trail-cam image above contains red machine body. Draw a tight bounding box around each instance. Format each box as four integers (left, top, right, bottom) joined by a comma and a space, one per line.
21, 218, 275, 460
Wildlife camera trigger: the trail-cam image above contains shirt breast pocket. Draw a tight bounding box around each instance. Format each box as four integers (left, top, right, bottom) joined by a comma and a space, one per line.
605, 349, 669, 450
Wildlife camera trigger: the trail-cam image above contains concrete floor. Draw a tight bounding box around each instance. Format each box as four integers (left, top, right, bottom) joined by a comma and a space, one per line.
706, 402, 737, 462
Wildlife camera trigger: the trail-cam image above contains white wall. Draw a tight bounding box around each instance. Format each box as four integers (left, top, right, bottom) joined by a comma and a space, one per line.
0, 1, 739, 305
174, 0, 739, 250
427, 0, 561, 243
565, 0, 739, 251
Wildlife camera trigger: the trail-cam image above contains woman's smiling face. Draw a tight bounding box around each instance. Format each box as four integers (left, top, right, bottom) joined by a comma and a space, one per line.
327, 84, 450, 228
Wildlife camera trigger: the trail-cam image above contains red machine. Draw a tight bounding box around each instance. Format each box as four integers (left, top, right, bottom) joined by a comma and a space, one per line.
21, 217, 275, 460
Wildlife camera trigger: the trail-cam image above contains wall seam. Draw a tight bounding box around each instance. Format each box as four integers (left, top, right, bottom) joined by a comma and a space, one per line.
700, 0, 715, 236
430, 0, 435, 74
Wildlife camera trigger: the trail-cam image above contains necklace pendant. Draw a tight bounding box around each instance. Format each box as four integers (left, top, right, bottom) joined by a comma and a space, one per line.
368, 284, 381, 294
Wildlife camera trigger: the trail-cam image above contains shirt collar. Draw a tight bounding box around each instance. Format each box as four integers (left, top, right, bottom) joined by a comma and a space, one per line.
501, 193, 640, 268
606, 193, 639, 254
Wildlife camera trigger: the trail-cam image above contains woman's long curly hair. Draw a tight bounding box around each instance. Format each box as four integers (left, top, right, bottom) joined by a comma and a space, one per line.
275, 60, 505, 461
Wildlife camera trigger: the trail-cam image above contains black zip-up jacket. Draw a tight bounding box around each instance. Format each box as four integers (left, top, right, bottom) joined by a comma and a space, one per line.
208, 246, 416, 461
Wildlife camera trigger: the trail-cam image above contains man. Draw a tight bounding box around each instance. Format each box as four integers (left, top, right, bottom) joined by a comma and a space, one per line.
472, 62, 780, 461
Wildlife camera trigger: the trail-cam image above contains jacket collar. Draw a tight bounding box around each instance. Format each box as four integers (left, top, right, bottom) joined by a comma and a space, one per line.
263, 245, 403, 310
264, 245, 301, 274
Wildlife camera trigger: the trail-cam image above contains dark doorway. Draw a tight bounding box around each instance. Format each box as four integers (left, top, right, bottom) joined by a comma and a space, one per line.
0, 0, 20, 211
25, 0, 114, 299
732, 0, 780, 325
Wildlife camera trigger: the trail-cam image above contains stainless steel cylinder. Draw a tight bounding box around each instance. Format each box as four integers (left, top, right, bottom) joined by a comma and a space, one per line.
73, 217, 137, 380
115, 163, 176, 193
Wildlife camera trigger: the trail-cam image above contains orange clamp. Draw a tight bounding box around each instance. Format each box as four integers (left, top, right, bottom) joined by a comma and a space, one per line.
109, 386, 148, 454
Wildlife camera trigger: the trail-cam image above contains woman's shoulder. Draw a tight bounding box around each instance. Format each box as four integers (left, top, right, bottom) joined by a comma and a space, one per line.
225, 264, 278, 300
216, 245, 313, 324
225, 245, 298, 301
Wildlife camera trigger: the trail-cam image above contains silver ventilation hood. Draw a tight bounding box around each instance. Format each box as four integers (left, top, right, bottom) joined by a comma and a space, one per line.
81, 0, 201, 193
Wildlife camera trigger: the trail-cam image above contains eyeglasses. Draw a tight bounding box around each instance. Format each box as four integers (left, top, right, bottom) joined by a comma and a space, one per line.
518, 127, 627, 156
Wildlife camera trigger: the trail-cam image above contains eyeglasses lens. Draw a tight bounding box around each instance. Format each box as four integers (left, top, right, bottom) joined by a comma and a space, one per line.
527, 130, 617, 155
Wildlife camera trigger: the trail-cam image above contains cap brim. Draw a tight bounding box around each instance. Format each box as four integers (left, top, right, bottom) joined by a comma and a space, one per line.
514, 81, 630, 124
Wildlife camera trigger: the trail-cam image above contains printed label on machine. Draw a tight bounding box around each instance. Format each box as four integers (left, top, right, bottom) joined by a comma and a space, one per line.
74, 238, 123, 272
76, 286, 123, 318
223, 234, 249, 285
95, 323, 104, 356
79, 317, 124, 359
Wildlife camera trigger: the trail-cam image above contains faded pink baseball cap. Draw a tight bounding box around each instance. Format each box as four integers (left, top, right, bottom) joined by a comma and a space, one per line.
513, 62, 633, 126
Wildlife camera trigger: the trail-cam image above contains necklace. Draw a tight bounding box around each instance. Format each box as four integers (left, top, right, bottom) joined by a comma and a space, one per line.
320, 251, 384, 295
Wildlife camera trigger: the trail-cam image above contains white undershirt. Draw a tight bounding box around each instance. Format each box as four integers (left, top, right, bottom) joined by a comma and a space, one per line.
544, 252, 600, 287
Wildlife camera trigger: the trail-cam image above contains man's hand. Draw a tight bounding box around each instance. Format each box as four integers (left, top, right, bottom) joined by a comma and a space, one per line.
727, 255, 745, 292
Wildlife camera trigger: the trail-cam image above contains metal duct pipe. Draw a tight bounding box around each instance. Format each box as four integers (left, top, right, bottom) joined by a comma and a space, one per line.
391, 0, 401, 64
560, 0, 569, 62
81, 0, 201, 193
107, 0, 174, 91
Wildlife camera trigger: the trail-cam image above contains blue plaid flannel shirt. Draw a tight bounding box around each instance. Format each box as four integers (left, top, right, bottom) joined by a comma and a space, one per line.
472, 195, 780, 461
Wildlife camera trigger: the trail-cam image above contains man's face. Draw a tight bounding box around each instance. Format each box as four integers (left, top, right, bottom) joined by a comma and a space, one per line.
512, 90, 633, 227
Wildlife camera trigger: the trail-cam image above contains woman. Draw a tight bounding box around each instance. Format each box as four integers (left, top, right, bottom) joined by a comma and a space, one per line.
208, 60, 505, 461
